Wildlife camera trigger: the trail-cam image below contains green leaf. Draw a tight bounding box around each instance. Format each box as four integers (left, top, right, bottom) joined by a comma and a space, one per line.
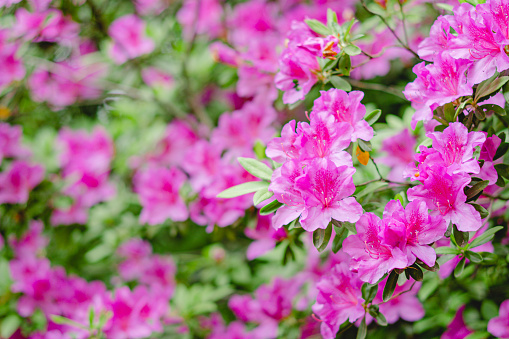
375, 312, 388, 326
435, 246, 459, 255
361, 283, 378, 303
407, 264, 424, 281
358, 139, 372, 152
304, 19, 331, 36
342, 221, 357, 234
481, 299, 499, 320
453, 224, 469, 248
344, 45, 362, 56
332, 225, 348, 253
330, 76, 352, 91
1, 315, 22, 338
474, 107, 486, 120
494, 142, 509, 160
475, 76, 509, 102
365, 109, 382, 125
444, 103, 455, 122
287, 218, 298, 230
253, 188, 274, 206
217, 181, 269, 198
479, 252, 498, 265
418, 275, 439, 301
454, 257, 466, 278
356, 317, 367, 339
238, 157, 273, 181
468, 226, 504, 249
383, 270, 399, 302
51, 315, 88, 330
327, 8, 338, 27
394, 193, 405, 206
470, 203, 489, 219
313, 222, 333, 252
495, 163, 509, 179
465, 251, 483, 263
355, 182, 388, 199
337, 54, 351, 76
89, 306, 95, 328
259, 199, 284, 215
418, 261, 440, 272
465, 180, 490, 201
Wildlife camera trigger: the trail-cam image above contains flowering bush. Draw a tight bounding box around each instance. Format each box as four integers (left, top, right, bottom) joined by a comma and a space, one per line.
0, 0, 509, 338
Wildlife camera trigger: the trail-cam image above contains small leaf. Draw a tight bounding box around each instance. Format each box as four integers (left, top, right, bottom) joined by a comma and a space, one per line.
217, 181, 269, 199
454, 257, 466, 278
468, 226, 504, 249
383, 270, 398, 302
394, 193, 405, 206
327, 8, 338, 26
470, 203, 489, 219
238, 157, 273, 181
344, 45, 362, 56
361, 283, 378, 303
253, 188, 274, 206
418, 261, 439, 272
453, 224, 469, 248
495, 163, 509, 179
465, 180, 490, 201
332, 225, 348, 253
475, 76, 509, 102
375, 312, 388, 326
365, 109, 381, 125
474, 107, 487, 120
342, 221, 357, 234
444, 103, 455, 122
465, 250, 483, 263
337, 54, 351, 76
1, 315, 21, 338
330, 76, 352, 91
356, 146, 370, 166
481, 299, 499, 320
287, 218, 298, 230
407, 265, 424, 281
494, 142, 509, 160
259, 200, 284, 215
479, 252, 498, 265
356, 317, 367, 339
313, 222, 333, 252
304, 19, 331, 36
358, 139, 372, 152
435, 246, 459, 255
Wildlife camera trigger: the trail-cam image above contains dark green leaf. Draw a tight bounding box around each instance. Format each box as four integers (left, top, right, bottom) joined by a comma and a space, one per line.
453, 224, 469, 248
475, 74, 509, 102
332, 225, 348, 253
365, 109, 382, 125
383, 270, 399, 302
337, 54, 351, 76
368, 304, 379, 318
259, 200, 284, 215
454, 257, 466, 278
313, 222, 333, 252
468, 226, 504, 249
407, 265, 424, 281
494, 142, 509, 160
465, 251, 483, 263
361, 283, 378, 303
474, 107, 486, 120
480, 104, 506, 116
330, 76, 352, 91
238, 157, 273, 181
470, 203, 489, 219
358, 139, 372, 152
465, 180, 490, 201
418, 261, 439, 272
304, 19, 331, 36
375, 312, 388, 326
356, 317, 367, 339
444, 103, 455, 122
479, 252, 498, 265
217, 181, 270, 198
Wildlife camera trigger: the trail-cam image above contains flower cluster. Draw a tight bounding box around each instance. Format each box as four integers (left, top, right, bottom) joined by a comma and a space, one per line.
267, 88, 371, 231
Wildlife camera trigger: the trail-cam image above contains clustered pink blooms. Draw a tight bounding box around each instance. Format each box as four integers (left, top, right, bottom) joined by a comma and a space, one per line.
343, 199, 446, 284
108, 14, 155, 64
9, 226, 176, 339
244, 214, 287, 260
406, 0, 509, 127
405, 123, 485, 232
377, 129, 417, 182
488, 299, 509, 338
0, 30, 25, 92
52, 127, 115, 226
0, 123, 31, 164
267, 88, 371, 231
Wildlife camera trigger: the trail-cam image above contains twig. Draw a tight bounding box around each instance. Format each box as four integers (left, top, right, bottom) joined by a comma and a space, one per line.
348, 79, 405, 99
398, 1, 409, 46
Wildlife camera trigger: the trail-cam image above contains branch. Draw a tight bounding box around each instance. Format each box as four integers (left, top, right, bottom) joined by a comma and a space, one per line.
348, 79, 405, 99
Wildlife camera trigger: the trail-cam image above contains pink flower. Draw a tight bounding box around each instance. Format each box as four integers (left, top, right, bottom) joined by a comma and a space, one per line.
181, 140, 222, 192
441, 305, 474, 339
478, 134, 503, 184
266, 120, 301, 163
374, 279, 424, 324
312, 89, 373, 142
0, 123, 31, 165
426, 122, 486, 175
108, 14, 154, 64
377, 129, 417, 182
9, 220, 48, 259
295, 159, 362, 232
0, 0, 21, 7
418, 16, 457, 62
245, 215, 287, 260
133, 0, 170, 16
176, 0, 223, 40
407, 165, 482, 232
141, 67, 174, 88
312, 262, 365, 339
0, 160, 44, 204
134, 166, 189, 225
488, 300, 509, 338
343, 213, 408, 284
0, 32, 25, 91
384, 200, 447, 267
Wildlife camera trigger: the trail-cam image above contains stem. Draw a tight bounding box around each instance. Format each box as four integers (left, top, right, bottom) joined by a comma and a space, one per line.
398, 1, 409, 46
348, 79, 405, 99
360, 0, 420, 59
482, 194, 509, 201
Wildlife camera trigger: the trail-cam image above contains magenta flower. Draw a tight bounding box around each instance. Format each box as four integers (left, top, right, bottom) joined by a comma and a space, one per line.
312, 89, 373, 142
407, 165, 482, 232
426, 122, 486, 175
295, 159, 362, 231
134, 166, 189, 225
0, 123, 31, 165
266, 120, 301, 164
0, 160, 44, 204
441, 305, 474, 339
108, 14, 154, 64
478, 134, 503, 184
418, 16, 457, 62
9, 220, 48, 259
377, 129, 417, 182
312, 262, 365, 339
384, 199, 447, 267
0, 32, 25, 92
176, 0, 223, 40
181, 140, 222, 192
133, 0, 169, 16
375, 279, 424, 324
488, 300, 509, 338
245, 214, 287, 260
141, 67, 174, 88
343, 213, 408, 284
